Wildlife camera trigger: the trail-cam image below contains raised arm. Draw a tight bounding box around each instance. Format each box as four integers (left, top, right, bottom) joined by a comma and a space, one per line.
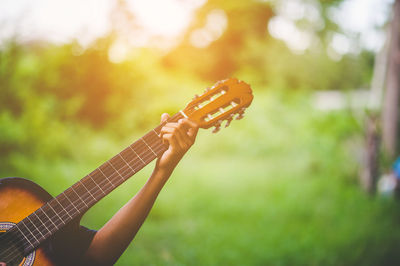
83, 113, 199, 265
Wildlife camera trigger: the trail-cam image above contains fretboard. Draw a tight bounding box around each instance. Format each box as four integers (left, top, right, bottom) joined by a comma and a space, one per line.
12, 112, 184, 255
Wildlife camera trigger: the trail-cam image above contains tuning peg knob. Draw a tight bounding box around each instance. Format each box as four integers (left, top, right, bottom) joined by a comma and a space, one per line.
225, 118, 233, 128
212, 120, 223, 133
212, 126, 220, 133
236, 111, 245, 120
192, 94, 199, 100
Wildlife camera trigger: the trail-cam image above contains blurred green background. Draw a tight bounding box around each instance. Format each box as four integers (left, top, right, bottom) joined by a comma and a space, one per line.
1, 0, 400, 265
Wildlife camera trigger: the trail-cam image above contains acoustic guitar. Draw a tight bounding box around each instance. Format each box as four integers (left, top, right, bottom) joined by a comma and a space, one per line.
0, 78, 253, 265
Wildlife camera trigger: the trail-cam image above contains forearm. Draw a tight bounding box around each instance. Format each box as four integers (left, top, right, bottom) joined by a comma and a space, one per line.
84, 115, 198, 265
84, 167, 172, 265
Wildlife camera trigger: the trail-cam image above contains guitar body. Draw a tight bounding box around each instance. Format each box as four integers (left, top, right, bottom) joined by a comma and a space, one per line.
0, 177, 56, 266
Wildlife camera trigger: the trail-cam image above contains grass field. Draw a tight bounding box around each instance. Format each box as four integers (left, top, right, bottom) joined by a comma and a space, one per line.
5, 91, 400, 265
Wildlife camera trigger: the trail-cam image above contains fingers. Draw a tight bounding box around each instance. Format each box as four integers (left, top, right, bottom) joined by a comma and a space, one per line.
161, 124, 192, 149
160, 118, 198, 152
180, 119, 199, 139
161, 126, 188, 144
176, 119, 199, 141
161, 113, 170, 123
162, 133, 179, 149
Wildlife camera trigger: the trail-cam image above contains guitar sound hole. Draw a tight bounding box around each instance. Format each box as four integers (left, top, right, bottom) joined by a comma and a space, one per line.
0, 231, 25, 266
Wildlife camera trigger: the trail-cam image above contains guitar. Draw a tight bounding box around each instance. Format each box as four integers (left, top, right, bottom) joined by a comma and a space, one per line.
0, 78, 253, 265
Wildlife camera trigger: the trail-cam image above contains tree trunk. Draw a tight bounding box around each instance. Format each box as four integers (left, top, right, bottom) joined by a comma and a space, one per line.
370, 26, 389, 110
382, 0, 400, 159
361, 116, 380, 194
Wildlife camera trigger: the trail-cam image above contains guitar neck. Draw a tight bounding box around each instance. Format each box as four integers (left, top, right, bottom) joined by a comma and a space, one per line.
14, 112, 184, 255
9, 78, 253, 256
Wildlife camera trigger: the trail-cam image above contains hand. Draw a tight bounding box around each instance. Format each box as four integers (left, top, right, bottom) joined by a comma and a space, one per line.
156, 113, 199, 174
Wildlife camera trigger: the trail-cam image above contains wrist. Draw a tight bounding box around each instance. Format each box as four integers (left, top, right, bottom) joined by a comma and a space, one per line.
151, 162, 175, 182
155, 155, 182, 175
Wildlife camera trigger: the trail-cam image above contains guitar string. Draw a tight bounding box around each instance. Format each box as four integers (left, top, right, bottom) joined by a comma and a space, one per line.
0, 114, 183, 260
32, 119, 174, 230
0, 129, 165, 256
3, 87, 239, 257
1, 93, 233, 262
2, 110, 191, 260
0, 115, 173, 246
0, 140, 165, 261
2, 111, 190, 258
42, 133, 164, 219
34, 111, 184, 223
0, 140, 166, 261
0, 113, 179, 258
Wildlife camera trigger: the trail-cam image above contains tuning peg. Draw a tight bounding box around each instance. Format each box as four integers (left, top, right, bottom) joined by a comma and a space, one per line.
192, 94, 199, 100
236, 113, 244, 120
225, 117, 233, 128
236, 109, 245, 120
225, 113, 235, 127
212, 120, 223, 133
212, 126, 220, 133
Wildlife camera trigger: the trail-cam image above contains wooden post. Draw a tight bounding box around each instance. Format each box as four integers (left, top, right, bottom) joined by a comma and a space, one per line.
382, 0, 400, 159
361, 115, 380, 194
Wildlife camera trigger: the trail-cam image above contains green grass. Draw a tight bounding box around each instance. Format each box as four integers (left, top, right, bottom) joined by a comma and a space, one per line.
4, 91, 400, 265
82, 92, 400, 265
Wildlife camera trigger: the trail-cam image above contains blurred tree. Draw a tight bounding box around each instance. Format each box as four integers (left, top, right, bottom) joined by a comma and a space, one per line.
160, 0, 372, 93
162, 1, 274, 81
382, 0, 400, 159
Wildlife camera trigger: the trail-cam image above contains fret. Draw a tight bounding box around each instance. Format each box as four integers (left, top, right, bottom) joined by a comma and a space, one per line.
53, 197, 73, 220
140, 138, 157, 156
14, 225, 35, 250
118, 153, 136, 174
88, 173, 107, 196
70, 185, 90, 208
144, 130, 164, 154
47, 202, 65, 225
20, 220, 39, 245
15, 114, 182, 249
129, 145, 146, 165
78, 180, 98, 202
97, 167, 116, 188
25, 216, 45, 240
36, 207, 58, 232
86, 174, 106, 197
61, 192, 80, 214
152, 129, 159, 137
130, 141, 155, 164
32, 212, 52, 236
98, 163, 116, 179
120, 147, 136, 163
107, 161, 125, 182
109, 155, 125, 169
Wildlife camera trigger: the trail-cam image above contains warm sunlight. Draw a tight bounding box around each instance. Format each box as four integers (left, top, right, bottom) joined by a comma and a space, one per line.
127, 0, 205, 37
1, 0, 206, 46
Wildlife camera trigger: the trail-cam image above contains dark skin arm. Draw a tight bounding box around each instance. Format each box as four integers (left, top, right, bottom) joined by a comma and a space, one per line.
0, 114, 197, 266
83, 113, 199, 265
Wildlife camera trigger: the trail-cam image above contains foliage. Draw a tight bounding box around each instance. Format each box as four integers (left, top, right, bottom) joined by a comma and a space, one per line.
1, 0, 398, 265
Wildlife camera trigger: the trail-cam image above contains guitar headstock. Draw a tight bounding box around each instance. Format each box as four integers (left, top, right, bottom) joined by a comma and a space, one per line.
182, 78, 253, 133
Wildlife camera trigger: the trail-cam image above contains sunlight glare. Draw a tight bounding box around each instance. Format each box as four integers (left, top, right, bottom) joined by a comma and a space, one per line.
127, 0, 201, 37
190, 9, 227, 48
268, 16, 312, 53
